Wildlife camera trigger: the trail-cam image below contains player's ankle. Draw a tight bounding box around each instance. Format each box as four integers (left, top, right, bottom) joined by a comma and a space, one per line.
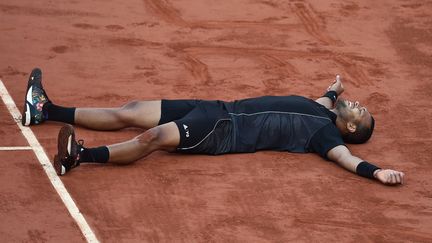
78, 146, 110, 164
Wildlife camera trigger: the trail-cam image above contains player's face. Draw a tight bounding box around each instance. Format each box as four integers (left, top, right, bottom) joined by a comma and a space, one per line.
336, 98, 372, 128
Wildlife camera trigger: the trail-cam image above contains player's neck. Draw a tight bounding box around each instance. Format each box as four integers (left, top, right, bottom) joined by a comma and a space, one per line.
330, 108, 339, 117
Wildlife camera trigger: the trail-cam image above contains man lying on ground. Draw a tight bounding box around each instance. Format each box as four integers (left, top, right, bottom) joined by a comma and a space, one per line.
22, 68, 404, 185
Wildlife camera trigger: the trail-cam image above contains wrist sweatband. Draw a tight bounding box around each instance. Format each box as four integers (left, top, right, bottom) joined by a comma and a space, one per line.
322, 91, 338, 103
356, 161, 381, 179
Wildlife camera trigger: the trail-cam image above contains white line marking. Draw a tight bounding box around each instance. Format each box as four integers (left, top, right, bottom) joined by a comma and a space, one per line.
0, 146, 33, 151
0, 79, 99, 243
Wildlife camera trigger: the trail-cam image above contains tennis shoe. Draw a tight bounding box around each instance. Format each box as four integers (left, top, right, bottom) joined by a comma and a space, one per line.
54, 124, 82, 176
22, 68, 51, 126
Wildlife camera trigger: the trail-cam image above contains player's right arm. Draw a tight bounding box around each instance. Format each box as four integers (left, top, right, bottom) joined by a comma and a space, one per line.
327, 145, 405, 185
315, 75, 344, 109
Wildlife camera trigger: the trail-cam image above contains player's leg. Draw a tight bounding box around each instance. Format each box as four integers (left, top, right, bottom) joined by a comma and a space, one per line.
37, 100, 162, 130
45, 99, 199, 130
54, 122, 180, 175
73, 100, 161, 130
21, 67, 152, 129
107, 121, 179, 163
51, 99, 200, 130
22, 68, 197, 130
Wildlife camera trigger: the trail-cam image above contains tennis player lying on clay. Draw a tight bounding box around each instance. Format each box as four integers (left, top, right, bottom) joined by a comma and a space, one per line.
22, 68, 404, 185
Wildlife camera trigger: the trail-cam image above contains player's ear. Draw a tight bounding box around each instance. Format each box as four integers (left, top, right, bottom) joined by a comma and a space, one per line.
346, 122, 357, 133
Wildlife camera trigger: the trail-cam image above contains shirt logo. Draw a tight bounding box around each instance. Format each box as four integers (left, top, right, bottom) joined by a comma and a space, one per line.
183, 124, 190, 138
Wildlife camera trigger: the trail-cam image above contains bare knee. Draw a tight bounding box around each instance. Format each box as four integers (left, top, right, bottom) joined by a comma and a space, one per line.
117, 100, 161, 128
136, 124, 178, 151
137, 127, 160, 145
117, 101, 140, 125
122, 100, 141, 110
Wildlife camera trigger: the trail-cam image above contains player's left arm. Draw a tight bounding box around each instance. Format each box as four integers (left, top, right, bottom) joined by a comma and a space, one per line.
315, 75, 344, 109
327, 145, 405, 185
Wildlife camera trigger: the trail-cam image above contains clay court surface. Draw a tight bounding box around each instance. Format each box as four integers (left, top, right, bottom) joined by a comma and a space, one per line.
1, 0, 432, 242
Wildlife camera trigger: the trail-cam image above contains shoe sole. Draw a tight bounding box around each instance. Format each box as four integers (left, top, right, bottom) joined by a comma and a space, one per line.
22, 68, 42, 126
53, 155, 64, 176
54, 124, 75, 176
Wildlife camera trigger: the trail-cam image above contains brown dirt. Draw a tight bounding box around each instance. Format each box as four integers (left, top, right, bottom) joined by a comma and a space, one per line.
0, 150, 85, 242
1, 0, 432, 242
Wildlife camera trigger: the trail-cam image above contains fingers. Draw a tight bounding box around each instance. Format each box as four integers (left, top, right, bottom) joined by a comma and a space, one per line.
384, 170, 405, 185
395, 173, 401, 184
394, 171, 404, 185
391, 173, 397, 184
328, 75, 339, 90
386, 172, 394, 184
327, 75, 344, 95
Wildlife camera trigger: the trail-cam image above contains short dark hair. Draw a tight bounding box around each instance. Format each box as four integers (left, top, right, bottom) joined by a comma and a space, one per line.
342, 116, 375, 144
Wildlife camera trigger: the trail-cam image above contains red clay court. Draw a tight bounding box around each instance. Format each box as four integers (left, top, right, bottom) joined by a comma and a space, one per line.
1, 0, 432, 242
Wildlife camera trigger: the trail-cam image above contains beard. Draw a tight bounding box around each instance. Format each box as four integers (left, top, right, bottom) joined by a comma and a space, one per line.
335, 99, 347, 111
334, 99, 350, 121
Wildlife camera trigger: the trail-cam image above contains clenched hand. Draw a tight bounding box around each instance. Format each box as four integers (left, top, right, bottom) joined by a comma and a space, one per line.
374, 169, 405, 185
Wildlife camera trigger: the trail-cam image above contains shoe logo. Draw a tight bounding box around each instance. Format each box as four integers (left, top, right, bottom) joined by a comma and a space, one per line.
182, 124, 190, 138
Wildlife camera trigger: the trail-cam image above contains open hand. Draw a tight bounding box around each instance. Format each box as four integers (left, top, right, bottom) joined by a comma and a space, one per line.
327, 75, 344, 96
374, 169, 405, 185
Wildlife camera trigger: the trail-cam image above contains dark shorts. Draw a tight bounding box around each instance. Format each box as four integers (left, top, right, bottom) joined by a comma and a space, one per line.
158, 99, 233, 155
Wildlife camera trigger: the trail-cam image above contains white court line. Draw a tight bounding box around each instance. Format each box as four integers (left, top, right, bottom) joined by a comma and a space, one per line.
0, 79, 99, 243
0, 146, 32, 151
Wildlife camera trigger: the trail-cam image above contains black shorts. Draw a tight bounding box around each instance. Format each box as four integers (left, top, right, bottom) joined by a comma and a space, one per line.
159, 99, 233, 155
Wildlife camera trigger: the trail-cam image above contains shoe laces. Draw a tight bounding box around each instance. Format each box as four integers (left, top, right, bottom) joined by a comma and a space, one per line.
77, 139, 85, 153
75, 139, 85, 167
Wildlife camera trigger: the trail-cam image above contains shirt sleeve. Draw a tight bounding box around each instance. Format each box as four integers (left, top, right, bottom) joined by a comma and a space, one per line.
309, 123, 345, 160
